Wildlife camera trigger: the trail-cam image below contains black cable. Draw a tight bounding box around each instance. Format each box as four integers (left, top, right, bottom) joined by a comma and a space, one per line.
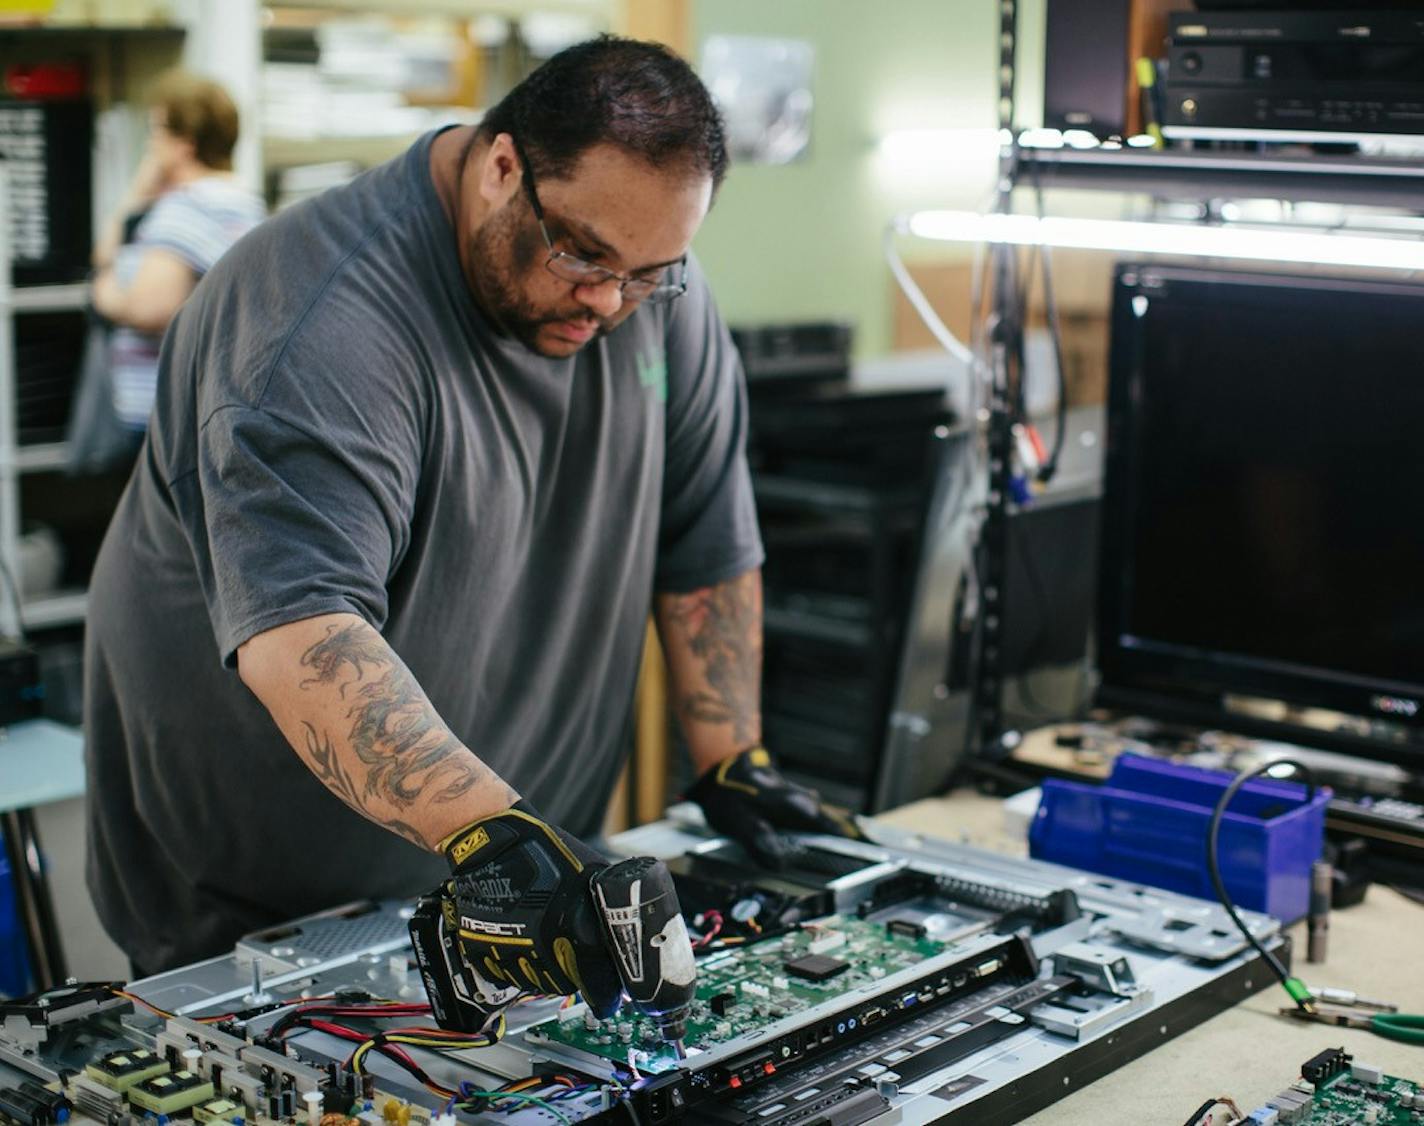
623, 1096, 643, 1126
1003, 515, 1092, 722
1180, 1097, 1219, 1126
960, 755, 1037, 795
1011, 241, 1036, 427
1206, 760, 1317, 1010
1032, 173, 1068, 485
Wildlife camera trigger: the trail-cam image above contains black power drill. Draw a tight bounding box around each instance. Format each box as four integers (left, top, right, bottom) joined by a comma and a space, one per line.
591, 857, 697, 1054
410, 855, 697, 1054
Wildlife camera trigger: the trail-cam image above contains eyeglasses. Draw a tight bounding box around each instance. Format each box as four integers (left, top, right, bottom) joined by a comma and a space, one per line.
512, 137, 688, 304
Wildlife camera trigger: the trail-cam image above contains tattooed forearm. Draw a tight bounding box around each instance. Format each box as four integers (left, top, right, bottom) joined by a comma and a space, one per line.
240, 613, 517, 851
659, 569, 763, 751
344, 665, 484, 807
300, 721, 428, 847
297, 623, 490, 812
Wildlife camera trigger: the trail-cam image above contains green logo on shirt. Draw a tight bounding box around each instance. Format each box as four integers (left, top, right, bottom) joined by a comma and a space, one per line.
637, 350, 667, 403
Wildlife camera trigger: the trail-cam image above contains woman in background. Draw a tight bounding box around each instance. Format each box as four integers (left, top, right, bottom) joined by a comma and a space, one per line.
90, 70, 265, 434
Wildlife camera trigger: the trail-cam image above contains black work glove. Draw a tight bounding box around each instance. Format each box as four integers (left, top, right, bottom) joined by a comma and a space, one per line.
687, 746, 866, 869
425, 802, 625, 1031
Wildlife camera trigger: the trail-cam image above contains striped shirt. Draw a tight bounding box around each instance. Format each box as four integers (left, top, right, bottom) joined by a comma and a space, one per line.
110, 178, 265, 428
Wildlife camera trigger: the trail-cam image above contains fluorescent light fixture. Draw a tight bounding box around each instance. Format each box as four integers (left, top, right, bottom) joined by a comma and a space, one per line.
874, 128, 1004, 188
877, 127, 1001, 160
905, 210, 1424, 271
1017, 127, 1065, 149
1015, 127, 1104, 150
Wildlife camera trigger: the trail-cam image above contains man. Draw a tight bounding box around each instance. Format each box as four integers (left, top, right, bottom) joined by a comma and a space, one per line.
85, 37, 857, 983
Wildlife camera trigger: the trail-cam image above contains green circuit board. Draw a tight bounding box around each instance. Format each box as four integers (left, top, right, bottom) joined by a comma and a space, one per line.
1238, 1052, 1424, 1126
527, 914, 969, 1074
1294, 1069, 1422, 1124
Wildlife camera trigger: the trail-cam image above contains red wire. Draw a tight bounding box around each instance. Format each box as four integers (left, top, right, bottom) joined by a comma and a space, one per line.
693, 911, 724, 949
280, 1006, 487, 1101
271, 1002, 431, 1037
303, 1018, 375, 1043
303, 1019, 430, 1081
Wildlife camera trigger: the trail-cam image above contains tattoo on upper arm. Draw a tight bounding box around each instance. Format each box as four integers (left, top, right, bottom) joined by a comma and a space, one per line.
299, 625, 389, 693
664, 573, 762, 747
295, 623, 487, 838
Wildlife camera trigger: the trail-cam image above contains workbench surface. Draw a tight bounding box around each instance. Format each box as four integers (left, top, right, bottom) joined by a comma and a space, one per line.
875, 790, 1424, 1124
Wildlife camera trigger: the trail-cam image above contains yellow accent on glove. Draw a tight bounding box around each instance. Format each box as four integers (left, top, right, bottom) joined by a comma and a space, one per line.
443, 825, 491, 865
712, 746, 764, 796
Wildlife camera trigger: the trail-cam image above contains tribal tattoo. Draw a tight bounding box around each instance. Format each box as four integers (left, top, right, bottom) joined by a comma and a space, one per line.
663, 571, 762, 747
300, 721, 427, 848
296, 623, 488, 840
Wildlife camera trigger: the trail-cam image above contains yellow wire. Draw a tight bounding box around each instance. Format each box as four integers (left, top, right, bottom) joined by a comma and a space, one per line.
348, 1014, 507, 1075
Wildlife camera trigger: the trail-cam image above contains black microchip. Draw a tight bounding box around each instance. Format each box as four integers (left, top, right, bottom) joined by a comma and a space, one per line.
784, 954, 849, 982
710, 991, 735, 1016
886, 918, 927, 940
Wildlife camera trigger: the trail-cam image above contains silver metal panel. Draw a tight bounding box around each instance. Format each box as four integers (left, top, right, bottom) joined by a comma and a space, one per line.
875, 426, 983, 812
95, 818, 1287, 1124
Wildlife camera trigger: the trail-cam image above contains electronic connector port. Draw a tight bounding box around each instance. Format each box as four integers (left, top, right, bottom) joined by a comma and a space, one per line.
1301, 1048, 1351, 1086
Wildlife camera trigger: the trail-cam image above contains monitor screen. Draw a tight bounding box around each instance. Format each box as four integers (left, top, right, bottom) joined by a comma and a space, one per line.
1097, 264, 1424, 756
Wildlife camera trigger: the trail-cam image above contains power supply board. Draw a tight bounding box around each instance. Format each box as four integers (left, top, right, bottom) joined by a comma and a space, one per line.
1224, 1049, 1424, 1125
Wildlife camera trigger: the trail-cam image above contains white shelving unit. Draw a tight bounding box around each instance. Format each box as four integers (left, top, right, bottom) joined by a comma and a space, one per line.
263, 0, 612, 17
0, 167, 14, 637
21, 590, 90, 630
12, 443, 70, 473
256, 0, 619, 197
9, 284, 88, 314
1, 21, 188, 640
0, 169, 89, 635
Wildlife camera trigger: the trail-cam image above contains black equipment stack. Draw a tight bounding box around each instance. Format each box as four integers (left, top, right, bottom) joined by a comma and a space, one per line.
1163, 9, 1424, 141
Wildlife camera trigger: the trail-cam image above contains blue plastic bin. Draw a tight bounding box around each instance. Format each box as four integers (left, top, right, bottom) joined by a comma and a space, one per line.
1, 831, 34, 997
1028, 754, 1329, 922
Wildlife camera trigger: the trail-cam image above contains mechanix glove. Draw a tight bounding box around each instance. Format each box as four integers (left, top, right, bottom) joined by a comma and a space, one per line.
408, 802, 624, 1034
686, 746, 867, 870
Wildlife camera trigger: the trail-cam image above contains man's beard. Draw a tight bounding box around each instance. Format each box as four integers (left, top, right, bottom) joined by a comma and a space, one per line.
466, 205, 607, 357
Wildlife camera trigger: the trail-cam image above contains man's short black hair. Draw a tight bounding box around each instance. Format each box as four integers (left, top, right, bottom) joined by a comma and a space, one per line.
479, 35, 729, 192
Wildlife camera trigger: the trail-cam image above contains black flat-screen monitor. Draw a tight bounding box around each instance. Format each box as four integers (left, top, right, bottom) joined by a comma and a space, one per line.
1097, 264, 1424, 766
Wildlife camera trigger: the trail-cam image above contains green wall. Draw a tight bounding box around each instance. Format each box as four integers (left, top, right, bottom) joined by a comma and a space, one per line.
691, 0, 1044, 360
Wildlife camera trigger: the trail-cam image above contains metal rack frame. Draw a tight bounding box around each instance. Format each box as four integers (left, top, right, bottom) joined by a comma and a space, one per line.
0, 170, 93, 637
968, 0, 1025, 761
965, 3, 1424, 763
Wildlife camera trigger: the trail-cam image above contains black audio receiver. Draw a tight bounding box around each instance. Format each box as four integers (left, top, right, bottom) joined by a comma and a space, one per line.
1163, 10, 1424, 140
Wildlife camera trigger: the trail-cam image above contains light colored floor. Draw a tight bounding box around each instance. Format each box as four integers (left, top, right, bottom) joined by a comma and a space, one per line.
33, 795, 129, 981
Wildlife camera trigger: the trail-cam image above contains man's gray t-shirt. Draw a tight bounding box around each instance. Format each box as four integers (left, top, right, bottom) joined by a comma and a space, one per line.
84, 129, 763, 972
